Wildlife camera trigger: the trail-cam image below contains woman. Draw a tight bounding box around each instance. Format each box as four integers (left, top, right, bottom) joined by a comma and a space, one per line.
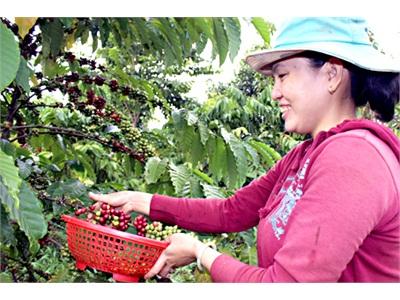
89, 17, 400, 282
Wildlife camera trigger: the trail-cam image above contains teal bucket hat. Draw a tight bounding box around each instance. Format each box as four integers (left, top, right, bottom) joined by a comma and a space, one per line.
246, 17, 400, 75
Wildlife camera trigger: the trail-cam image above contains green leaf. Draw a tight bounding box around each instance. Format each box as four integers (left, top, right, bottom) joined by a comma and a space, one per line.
80, 28, 89, 44
212, 18, 229, 65
221, 128, 248, 188
64, 179, 87, 197
201, 183, 226, 199
223, 18, 241, 62
146, 181, 175, 196
59, 18, 73, 29
99, 19, 111, 46
144, 157, 168, 185
251, 17, 274, 46
15, 57, 33, 93
0, 149, 22, 204
192, 18, 213, 43
92, 34, 98, 52
0, 273, 13, 283
76, 152, 96, 180
41, 19, 64, 57
0, 179, 47, 255
182, 176, 203, 198
0, 177, 16, 212
116, 18, 129, 35
16, 158, 33, 179
187, 111, 198, 126
207, 136, 227, 182
198, 121, 210, 146
47, 179, 86, 198
174, 116, 204, 166
0, 204, 17, 247
169, 163, 192, 196
155, 18, 183, 65
225, 147, 238, 190
0, 139, 16, 157
196, 32, 208, 54
48, 266, 70, 283
243, 143, 260, 166
18, 182, 48, 254
189, 129, 204, 167
42, 57, 60, 78
0, 21, 20, 91
248, 140, 281, 167
171, 109, 187, 130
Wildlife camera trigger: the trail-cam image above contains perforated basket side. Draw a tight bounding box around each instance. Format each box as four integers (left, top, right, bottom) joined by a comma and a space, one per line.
62, 215, 168, 278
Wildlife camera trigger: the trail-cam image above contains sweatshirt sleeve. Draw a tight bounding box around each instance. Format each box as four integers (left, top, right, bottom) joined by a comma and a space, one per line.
149, 154, 288, 233
209, 136, 394, 282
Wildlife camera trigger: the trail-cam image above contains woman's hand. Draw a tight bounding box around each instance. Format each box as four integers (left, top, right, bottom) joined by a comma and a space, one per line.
88, 191, 153, 215
144, 233, 203, 279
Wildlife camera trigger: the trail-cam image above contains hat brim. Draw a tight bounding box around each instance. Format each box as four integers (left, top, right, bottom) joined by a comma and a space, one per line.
246, 42, 400, 75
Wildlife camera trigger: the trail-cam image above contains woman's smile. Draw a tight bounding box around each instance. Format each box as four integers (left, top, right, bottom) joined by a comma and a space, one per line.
279, 104, 291, 120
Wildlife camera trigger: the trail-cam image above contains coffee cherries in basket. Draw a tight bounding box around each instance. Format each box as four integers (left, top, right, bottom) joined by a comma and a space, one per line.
74, 203, 131, 231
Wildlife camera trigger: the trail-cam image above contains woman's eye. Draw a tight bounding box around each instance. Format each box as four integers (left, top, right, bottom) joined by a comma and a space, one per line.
278, 73, 287, 79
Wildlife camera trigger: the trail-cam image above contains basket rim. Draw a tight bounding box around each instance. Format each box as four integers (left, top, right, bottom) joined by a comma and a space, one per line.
62, 214, 169, 248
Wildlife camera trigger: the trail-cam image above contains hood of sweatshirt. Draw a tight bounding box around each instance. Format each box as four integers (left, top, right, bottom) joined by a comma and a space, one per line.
288, 118, 400, 172
314, 118, 400, 162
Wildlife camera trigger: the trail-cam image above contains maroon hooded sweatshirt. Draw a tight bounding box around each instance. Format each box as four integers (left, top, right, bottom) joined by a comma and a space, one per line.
150, 119, 400, 282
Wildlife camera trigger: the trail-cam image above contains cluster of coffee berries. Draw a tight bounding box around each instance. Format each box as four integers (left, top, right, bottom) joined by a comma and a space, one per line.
63, 52, 101, 71
74, 203, 131, 231
61, 52, 147, 103
132, 214, 181, 241
145, 221, 181, 241
136, 139, 157, 158
133, 215, 148, 236
0, 18, 40, 59
119, 119, 142, 142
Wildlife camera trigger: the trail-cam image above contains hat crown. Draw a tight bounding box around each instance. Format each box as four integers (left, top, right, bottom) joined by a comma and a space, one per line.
273, 17, 372, 49
245, 17, 400, 74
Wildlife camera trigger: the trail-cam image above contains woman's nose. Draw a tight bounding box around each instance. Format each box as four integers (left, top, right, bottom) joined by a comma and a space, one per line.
271, 82, 282, 101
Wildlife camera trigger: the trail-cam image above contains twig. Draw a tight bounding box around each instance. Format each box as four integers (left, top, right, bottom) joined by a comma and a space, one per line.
3, 254, 51, 281
4, 124, 145, 162
47, 237, 64, 249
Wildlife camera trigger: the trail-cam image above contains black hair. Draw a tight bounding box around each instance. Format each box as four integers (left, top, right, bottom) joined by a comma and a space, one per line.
298, 51, 400, 122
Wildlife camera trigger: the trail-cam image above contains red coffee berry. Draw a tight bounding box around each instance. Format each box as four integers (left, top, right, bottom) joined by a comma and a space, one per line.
94, 76, 105, 86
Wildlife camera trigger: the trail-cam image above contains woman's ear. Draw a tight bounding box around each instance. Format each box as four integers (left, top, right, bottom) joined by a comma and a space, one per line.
325, 58, 345, 93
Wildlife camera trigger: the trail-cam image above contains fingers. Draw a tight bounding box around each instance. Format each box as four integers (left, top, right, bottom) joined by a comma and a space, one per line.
158, 265, 174, 278
88, 192, 107, 202
144, 252, 168, 280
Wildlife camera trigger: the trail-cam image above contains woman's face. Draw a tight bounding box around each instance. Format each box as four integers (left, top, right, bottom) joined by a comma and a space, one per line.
271, 56, 331, 137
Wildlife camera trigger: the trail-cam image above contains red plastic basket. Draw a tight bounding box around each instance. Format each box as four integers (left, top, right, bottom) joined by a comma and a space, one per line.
62, 215, 169, 282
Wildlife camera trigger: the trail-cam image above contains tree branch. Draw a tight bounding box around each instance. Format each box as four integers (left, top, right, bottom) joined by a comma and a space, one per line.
1, 85, 22, 139
4, 124, 146, 162
2, 254, 51, 281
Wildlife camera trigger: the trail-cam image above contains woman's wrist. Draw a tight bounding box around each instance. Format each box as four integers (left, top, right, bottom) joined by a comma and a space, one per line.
194, 240, 220, 272
129, 192, 153, 215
